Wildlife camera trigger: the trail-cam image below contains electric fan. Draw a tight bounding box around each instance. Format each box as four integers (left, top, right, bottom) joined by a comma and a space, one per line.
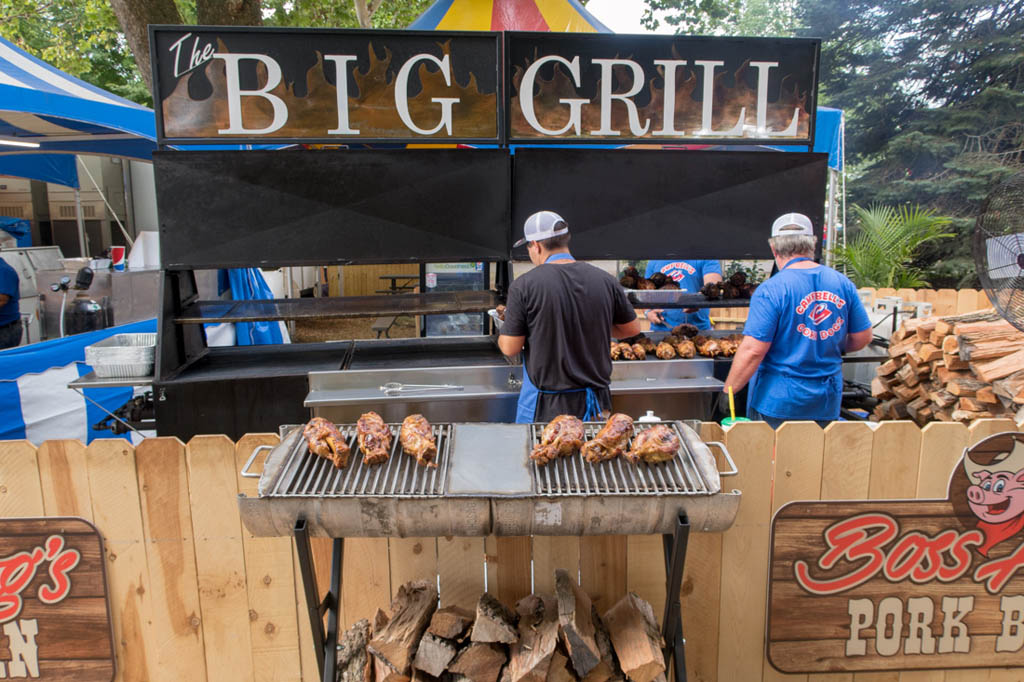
973, 170, 1024, 332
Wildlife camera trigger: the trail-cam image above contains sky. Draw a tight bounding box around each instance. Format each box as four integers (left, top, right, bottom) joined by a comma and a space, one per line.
584, 0, 676, 34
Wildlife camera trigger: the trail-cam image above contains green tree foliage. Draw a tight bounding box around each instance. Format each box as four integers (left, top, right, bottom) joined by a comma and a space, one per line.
0, 0, 432, 106
833, 204, 953, 288
639, 0, 796, 36
795, 0, 1024, 286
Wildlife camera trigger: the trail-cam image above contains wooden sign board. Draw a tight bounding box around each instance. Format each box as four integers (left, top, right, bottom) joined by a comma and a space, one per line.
0, 517, 115, 680
768, 431, 1024, 673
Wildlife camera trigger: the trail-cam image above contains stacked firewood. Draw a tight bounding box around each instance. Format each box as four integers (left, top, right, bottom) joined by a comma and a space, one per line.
871, 308, 1024, 425
337, 573, 666, 682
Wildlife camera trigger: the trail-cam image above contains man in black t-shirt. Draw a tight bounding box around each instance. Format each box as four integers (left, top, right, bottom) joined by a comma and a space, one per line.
498, 211, 640, 423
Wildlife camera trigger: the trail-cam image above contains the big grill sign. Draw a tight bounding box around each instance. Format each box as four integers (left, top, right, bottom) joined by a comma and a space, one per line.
767, 432, 1024, 673
149, 27, 819, 146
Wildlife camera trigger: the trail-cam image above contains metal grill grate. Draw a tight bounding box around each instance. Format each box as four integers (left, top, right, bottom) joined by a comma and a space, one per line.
530, 422, 712, 496
270, 423, 452, 497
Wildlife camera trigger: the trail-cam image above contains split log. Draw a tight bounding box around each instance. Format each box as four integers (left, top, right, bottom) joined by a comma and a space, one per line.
936, 366, 971, 384
958, 397, 985, 412
953, 409, 993, 422
915, 319, 937, 341
871, 377, 894, 400
934, 309, 999, 336
959, 339, 1024, 362
888, 337, 919, 358
428, 606, 475, 640
375, 608, 391, 633
976, 386, 1000, 404
952, 318, 1014, 336
947, 377, 988, 397
582, 607, 623, 682
929, 329, 947, 346
471, 593, 519, 644
929, 390, 957, 409
942, 335, 960, 354
414, 633, 459, 678
888, 400, 910, 420
893, 384, 918, 402
877, 358, 902, 376
934, 408, 954, 422
944, 353, 970, 371
337, 619, 373, 682
510, 595, 560, 682
368, 580, 439, 675
449, 644, 508, 682
993, 370, 1024, 403
555, 569, 602, 678
972, 349, 1024, 383
603, 593, 665, 682
918, 343, 943, 363
897, 363, 921, 387
546, 652, 576, 682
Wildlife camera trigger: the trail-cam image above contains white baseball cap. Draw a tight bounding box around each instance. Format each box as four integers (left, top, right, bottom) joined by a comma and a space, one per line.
771, 213, 815, 237
514, 210, 569, 248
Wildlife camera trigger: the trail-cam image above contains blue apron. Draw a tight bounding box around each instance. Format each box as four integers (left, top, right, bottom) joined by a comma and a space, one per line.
514, 253, 603, 424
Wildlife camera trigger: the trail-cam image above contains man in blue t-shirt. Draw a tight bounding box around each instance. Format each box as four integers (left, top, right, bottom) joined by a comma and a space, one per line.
722, 213, 873, 427
0, 256, 21, 350
643, 259, 722, 331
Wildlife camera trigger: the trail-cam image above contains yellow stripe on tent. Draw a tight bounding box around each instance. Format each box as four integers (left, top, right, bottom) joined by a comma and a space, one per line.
436, 0, 495, 30
534, 0, 600, 32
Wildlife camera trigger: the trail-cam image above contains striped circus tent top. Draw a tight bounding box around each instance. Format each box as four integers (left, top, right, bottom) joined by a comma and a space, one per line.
410, 0, 611, 32
0, 35, 158, 162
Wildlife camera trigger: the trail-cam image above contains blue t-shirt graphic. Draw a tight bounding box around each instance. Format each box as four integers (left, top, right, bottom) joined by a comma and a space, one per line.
645, 259, 722, 331
0, 257, 19, 326
742, 264, 870, 421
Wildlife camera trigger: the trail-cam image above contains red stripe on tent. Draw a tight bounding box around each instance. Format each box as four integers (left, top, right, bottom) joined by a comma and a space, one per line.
491, 0, 549, 30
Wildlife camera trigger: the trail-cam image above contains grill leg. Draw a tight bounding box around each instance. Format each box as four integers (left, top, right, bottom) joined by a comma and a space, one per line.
294, 520, 345, 682
662, 512, 690, 682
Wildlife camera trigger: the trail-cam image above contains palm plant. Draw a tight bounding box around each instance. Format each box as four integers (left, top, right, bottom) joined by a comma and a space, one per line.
833, 204, 953, 288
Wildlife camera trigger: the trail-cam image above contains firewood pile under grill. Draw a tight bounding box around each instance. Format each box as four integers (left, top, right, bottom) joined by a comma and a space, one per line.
336, 575, 666, 682
871, 308, 1024, 424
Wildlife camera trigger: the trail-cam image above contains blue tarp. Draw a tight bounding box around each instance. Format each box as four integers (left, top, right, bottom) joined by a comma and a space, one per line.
0, 318, 157, 444
0, 216, 30, 246
216, 268, 287, 345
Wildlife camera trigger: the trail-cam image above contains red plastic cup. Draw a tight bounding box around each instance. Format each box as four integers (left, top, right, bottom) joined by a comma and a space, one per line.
111, 245, 126, 271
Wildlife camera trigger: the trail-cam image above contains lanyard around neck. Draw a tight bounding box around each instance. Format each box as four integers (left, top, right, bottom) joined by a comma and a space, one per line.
545, 253, 575, 263
781, 257, 815, 270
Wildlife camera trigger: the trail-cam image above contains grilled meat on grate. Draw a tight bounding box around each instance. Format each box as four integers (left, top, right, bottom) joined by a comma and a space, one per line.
303, 417, 350, 468
671, 323, 699, 338
581, 413, 634, 463
655, 341, 676, 359
357, 411, 392, 465
400, 414, 438, 467
630, 343, 647, 360
625, 424, 680, 464
674, 340, 696, 359
531, 415, 585, 465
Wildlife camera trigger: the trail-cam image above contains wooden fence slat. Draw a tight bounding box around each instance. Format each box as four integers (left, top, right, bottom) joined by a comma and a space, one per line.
342, 538, 391, 628
625, 534, 663, 622
533, 536, 579, 594
580, 535, 627, 614
718, 422, 775, 682
0, 440, 43, 517
764, 423, 824, 682
389, 537, 439, 591
187, 436, 256, 682
86, 438, 154, 682
809, 422, 876, 682
916, 423, 969, 499
438, 536, 485, 611
494, 536, 533, 606
37, 439, 92, 517
854, 422, 923, 682
956, 289, 979, 314
934, 289, 958, 316
976, 289, 991, 311
235, 434, 303, 682
292, 546, 320, 682
135, 437, 208, 682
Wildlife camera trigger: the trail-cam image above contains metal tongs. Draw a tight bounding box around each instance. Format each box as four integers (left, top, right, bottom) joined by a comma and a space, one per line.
379, 381, 465, 396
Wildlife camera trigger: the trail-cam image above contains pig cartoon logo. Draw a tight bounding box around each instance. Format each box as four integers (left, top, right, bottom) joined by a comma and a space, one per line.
963, 436, 1024, 557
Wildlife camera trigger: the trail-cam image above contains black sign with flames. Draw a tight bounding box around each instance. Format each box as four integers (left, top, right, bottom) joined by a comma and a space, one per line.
149, 26, 819, 146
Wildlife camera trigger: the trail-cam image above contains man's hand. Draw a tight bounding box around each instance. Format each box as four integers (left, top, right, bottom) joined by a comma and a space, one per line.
645, 309, 665, 325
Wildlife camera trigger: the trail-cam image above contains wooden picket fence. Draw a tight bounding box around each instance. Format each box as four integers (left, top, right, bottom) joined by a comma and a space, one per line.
1, 420, 1020, 682
711, 287, 993, 328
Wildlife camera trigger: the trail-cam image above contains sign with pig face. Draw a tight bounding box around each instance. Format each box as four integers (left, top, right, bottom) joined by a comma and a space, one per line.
767, 431, 1024, 673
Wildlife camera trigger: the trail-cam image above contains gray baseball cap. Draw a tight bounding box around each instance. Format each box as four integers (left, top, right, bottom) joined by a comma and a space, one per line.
514, 210, 569, 248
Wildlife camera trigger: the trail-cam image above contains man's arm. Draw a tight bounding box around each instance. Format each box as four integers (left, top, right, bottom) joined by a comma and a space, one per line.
722, 336, 771, 394
612, 318, 641, 339
0, 294, 8, 307
498, 334, 525, 357
845, 328, 873, 353
703, 272, 723, 285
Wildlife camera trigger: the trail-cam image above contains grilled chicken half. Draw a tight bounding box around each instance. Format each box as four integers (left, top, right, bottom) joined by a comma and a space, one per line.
357, 411, 392, 465
303, 417, 350, 468
581, 413, 634, 463
400, 414, 438, 467
625, 424, 680, 464
531, 415, 585, 465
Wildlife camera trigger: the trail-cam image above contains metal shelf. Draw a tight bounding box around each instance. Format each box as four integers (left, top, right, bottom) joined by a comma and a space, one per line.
626, 291, 752, 309
67, 372, 154, 389
175, 290, 499, 323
